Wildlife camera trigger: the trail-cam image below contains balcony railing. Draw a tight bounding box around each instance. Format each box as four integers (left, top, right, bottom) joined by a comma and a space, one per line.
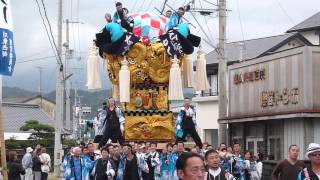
200, 89, 218, 97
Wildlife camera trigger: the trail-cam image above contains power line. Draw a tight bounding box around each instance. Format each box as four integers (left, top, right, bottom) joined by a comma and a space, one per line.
39, 0, 63, 65
16, 55, 57, 64
145, 0, 153, 12
138, 0, 146, 12
132, 0, 139, 12
17, 49, 51, 60
236, 0, 246, 49
274, 0, 295, 25
34, 0, 59, 64
199, 0, 215, 44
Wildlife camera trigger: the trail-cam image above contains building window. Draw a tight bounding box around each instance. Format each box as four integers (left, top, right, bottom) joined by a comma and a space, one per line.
210, 75, 218, 95
201, 75, 218, 97
204, 129, 218, 148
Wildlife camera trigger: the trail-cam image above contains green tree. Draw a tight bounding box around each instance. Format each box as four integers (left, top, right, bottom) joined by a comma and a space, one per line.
20, 120, 54, 147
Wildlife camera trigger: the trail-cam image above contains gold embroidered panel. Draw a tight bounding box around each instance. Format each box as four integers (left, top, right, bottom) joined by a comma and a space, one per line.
124, 111, 175, 141
125, 84, 168, 111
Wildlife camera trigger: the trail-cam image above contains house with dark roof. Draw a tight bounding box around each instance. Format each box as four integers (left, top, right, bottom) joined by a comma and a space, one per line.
2, 103, 54, 140
194, 12, 320, 159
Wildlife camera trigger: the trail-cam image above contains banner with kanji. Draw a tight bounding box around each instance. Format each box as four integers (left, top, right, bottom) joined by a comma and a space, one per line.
0, 0, 15, 76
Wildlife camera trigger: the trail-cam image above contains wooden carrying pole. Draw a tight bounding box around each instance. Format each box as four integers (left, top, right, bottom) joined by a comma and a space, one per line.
0, 76, 8, 180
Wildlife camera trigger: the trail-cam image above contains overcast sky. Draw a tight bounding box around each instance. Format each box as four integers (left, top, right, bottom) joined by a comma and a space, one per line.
3, 0, 320, 92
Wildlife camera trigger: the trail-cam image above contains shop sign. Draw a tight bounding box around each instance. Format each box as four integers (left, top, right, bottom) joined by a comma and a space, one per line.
234, 69, 266, 85
261, 88, 299, 107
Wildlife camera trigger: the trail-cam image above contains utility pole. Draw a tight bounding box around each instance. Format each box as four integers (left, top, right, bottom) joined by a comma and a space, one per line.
54, 0, 64, 177
64, 19, 71, 131
0, 76, 8, 180
218, 0, 228, 145
64, 19, 82, 132
36, 66, 44, 108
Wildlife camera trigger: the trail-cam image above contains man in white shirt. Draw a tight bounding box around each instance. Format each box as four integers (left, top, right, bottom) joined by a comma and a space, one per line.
205, 149, 231, 180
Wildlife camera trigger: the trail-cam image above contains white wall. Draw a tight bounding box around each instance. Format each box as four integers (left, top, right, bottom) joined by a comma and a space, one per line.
193, 96, 219, 144
301, 30, 320, 45
194, 97, 219, 130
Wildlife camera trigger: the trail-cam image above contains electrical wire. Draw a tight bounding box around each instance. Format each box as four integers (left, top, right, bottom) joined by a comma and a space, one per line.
145, 0, 153, 12
34, 0, 59, 64
137, 0, 146, 12
16, 55, 57, 64
132, 0, 139, 12
17, 49, 51, 60
236, 0, 246, 49
199, 0, 215, 44
39, 0, 63, 66
274, 0, 295, 25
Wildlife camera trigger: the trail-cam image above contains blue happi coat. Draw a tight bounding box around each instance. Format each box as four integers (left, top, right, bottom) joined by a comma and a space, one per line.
63, 154, 94, 180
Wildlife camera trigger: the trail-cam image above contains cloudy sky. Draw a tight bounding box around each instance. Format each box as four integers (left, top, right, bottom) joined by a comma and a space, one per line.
3, 0, 320, 92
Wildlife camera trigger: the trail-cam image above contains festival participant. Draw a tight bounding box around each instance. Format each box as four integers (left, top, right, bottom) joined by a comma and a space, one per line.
231, 143, 245, 179
112, 2, 134, 32
272, 144, 305, 180
298, 143, 320, 180
86, 143, 100, 180
98, 97, 125, 148
165, 10, 172, 18
32, 148, 42, 180
39, 148, 51, 180
205, 149, 230, 180
167, 144, 179, 180
145, 142, 161, 179
168, 7, 185, 29
63, 147, 95, 180
243, 151, 259, 180
256, 153, 263, 179
95, 13, 139, 56
160, 145, 170, 179
176, 152, 206, 180
117, 144, 149, 180
272, 145, 305, 180
176, 97, 202, 148
177, 142, 186, 156
92, 146, 116, 180
21, 147, 33, 180
8, 151, 25, 180
219, 148, 232, 173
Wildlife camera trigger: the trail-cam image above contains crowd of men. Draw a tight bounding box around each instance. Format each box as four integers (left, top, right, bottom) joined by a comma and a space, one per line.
61, 142, 320, 180
7, 145, 51, 180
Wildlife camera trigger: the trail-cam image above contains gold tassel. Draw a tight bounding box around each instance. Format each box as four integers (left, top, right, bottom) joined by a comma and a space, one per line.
195, 48, 210, 91
169, 56, 184, 100
182, 54, 194, 88
86, 41, 102, 90
119, 57, 130, 102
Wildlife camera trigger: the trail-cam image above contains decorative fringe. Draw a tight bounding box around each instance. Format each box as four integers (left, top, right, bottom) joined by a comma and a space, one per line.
119, 57, 130, 102
182, 54, 194, 88
195, 48, 210, 91
169, 56, 184, 100
86, 41, 102, 90
112, 84, 120, 101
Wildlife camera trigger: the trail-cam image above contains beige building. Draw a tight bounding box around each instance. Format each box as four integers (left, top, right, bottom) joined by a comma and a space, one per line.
204, 11, 320, 158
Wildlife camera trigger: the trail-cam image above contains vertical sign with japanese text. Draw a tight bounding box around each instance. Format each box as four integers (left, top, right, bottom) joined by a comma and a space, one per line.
0, 0, 15, 76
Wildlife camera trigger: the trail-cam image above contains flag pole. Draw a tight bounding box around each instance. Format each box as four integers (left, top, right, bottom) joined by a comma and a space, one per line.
0, 76, 8, 180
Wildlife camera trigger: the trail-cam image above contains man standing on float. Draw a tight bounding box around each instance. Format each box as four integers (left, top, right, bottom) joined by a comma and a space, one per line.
99, 97, 125, 148
176, 97, 203, 148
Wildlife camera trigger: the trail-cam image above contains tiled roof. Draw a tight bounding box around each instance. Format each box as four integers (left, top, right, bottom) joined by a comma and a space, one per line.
205, 34, 293, 64
2, 103, 54, 133
287, 12, 320, 33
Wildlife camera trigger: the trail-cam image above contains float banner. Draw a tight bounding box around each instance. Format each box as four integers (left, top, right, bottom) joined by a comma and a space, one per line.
0, 0, 15, 76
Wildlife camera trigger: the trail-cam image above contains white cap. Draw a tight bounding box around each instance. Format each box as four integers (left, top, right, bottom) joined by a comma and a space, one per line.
26, 147, 33, 153
305, 143, 320, 159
